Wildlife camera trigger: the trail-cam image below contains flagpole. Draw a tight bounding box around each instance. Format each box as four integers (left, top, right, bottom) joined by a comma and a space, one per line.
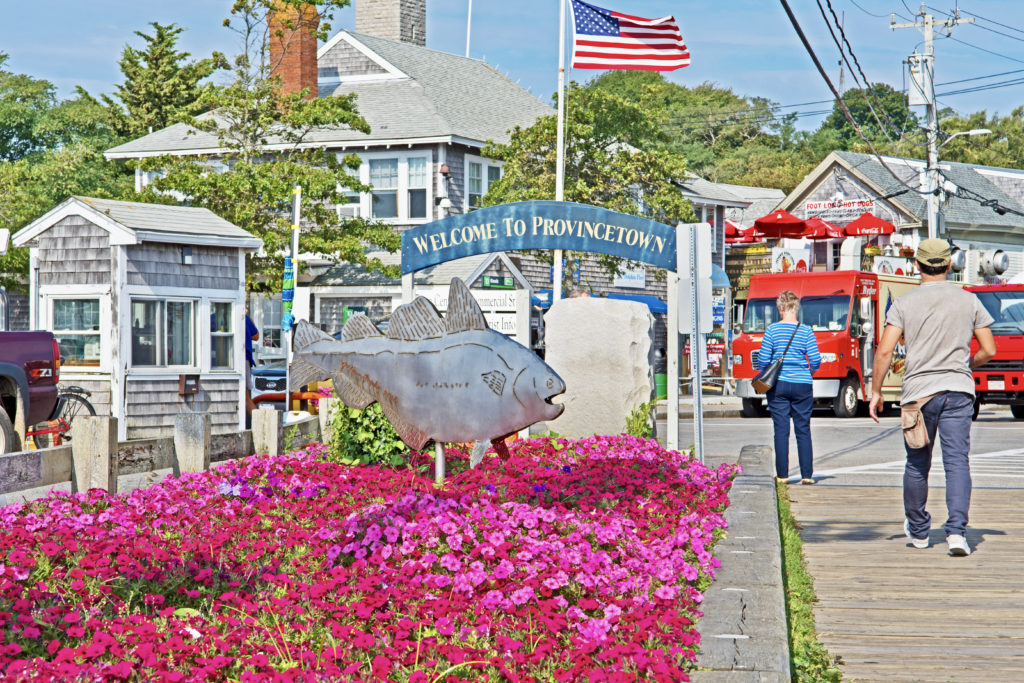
465, 0, 472, 57
553, 0, 567, 303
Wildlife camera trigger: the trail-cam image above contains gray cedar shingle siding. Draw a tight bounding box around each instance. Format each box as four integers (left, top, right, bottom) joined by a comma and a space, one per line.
317, 40, 388, 79
37, 217, 111, 287
126, 244, 239, 291
319, 296, 392, 335
125, 377, 239, 439
61, 379, 112, 418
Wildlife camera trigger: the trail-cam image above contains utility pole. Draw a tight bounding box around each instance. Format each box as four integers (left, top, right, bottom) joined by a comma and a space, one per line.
892, 4, 973, 240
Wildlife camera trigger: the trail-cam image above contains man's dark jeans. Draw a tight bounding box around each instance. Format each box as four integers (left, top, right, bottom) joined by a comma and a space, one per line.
904, 391, 974, 538
766, 380, 814, 480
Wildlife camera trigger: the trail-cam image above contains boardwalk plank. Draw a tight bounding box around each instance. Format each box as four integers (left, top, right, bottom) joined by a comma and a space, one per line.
790, 486, 1024, 682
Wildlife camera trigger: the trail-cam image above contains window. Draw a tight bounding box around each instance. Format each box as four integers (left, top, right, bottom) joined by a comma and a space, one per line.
131, 299, 195, 367
465, 155, 502, 209
53, 299, 101, 367
211, 302, 233, 369
408, 157, 428, 219
259, 297, 283, 356
369, 158, 398, 218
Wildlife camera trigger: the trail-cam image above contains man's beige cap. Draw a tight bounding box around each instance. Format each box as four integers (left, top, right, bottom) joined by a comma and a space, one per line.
916, 238, 951, 267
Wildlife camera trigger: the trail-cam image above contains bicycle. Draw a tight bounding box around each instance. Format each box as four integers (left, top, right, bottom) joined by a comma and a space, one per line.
28, 386, 96, 448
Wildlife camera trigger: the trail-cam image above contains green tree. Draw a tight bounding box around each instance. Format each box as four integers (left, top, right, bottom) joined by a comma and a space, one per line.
0, 54, 56, 161
819, 83, 919, 147
101, 23, 217, 138
141, 0, 399, 292
481, 81, 694, 283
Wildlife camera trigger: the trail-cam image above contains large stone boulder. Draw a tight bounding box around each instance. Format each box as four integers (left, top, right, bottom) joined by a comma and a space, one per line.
544, 298, 653, 438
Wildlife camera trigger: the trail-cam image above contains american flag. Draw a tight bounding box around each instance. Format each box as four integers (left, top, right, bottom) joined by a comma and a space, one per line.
570, 0, 690, 71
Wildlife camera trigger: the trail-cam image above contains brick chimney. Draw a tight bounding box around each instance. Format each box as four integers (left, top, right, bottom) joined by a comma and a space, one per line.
269, 2, 320, 100
357, 0, 426, 46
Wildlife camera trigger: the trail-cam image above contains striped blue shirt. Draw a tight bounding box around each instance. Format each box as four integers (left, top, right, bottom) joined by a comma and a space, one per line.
757, 322, 821, 385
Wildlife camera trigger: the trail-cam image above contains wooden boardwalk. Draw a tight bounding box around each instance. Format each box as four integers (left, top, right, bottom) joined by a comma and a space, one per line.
789, 485, 1024, 682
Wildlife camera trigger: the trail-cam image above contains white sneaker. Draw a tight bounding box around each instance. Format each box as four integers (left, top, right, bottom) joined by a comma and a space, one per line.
947, 534, 971, 556
904, 519, 929, 549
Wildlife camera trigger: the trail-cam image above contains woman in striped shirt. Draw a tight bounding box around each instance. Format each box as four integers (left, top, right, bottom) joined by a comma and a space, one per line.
758, 290, 822, 484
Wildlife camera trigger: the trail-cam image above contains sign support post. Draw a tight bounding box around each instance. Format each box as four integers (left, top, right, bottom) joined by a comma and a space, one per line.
283, 184, 301, 410
690, 224, 705, 464
666, 265, 679, 451
677, 223, 711, 464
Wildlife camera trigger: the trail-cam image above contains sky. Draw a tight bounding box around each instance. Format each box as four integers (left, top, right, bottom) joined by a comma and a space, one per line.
3, 1, 1024, 130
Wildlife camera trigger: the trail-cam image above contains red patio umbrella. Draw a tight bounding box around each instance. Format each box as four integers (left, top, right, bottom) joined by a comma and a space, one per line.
724, 218, 744, 237
752, 209, 807, 239
726, 227, 761, 244
844, 212, 895, 236
802, 216, 845, 240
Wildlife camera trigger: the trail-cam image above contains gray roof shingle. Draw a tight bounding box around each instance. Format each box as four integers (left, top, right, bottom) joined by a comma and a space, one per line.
311, 251, 493, 287
106, 31, 552, 159
73, 197, 259, 242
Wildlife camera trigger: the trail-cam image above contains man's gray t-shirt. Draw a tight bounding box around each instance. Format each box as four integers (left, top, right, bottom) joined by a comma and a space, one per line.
885, 281, 993, 404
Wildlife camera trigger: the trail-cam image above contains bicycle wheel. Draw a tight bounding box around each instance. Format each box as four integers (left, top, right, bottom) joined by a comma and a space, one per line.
34, 393, 96, 448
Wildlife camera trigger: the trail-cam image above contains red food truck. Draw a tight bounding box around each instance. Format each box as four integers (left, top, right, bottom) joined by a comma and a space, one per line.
967, 283, 1024, 420
733, 271, 919, 417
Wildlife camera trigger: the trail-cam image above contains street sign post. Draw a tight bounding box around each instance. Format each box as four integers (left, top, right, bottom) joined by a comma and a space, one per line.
677, 223, 712, 463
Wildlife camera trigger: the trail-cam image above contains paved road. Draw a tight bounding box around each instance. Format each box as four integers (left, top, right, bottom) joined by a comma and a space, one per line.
659, 404, 1024, 489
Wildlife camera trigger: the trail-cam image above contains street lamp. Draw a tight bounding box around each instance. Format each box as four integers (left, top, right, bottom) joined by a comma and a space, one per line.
928, 128, 991, 239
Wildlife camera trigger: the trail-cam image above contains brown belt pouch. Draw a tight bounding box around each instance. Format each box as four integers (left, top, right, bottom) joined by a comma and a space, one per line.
901, 394, 938, 449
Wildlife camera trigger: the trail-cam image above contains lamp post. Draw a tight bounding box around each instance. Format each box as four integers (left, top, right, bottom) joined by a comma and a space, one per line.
927, 128, 991, 239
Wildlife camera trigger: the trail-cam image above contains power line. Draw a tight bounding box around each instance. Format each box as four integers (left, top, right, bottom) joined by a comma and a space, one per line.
959, 8, 1024, 37
948, 35, 1024, 66
937, 67, 1024, 87
928, 5, 1024, 44
777, 0, 928, 195
937, 76, 1024, 98
845, 0, 888, 19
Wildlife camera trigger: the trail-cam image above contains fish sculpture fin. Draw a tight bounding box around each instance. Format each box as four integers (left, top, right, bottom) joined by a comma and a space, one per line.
491, 437, 512, 460
378, 396, 431, 450
481, 370, 507, 396
341, 315, 383, 342
331, 373, 375, 410
445, 277, 489, 333
293, 319, 335, 352
289, 358, 327, 391
469, 439, 489, 469
387, 298, 445, 341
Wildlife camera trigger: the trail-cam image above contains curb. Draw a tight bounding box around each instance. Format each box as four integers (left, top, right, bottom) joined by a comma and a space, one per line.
692, 445, 790, 682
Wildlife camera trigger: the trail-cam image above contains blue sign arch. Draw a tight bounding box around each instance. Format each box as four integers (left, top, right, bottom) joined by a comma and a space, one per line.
400, 201, 678, 274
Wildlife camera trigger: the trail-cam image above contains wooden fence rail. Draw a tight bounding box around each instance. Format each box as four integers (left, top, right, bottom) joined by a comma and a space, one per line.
0, 399, 337, 503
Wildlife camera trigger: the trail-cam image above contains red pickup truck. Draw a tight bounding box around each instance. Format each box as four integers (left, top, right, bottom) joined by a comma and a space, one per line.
0, 331, 61, 452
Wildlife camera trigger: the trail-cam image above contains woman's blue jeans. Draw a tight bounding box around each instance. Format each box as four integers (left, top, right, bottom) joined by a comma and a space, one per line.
766, 380, 814, 479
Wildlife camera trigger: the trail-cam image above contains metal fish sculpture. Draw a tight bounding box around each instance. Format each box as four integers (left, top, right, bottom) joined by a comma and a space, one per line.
290, 277, 566, 467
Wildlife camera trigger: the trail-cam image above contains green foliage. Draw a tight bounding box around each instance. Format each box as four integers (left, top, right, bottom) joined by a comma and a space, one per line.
821, 83, 919, 148
625, 400, 655, 439
327, 403, 409, 467
0, 56, 132, 291
141, 0, 399, 292
482, 80, 695, 288
99, 22, 217, 138
776, 481, 844, 682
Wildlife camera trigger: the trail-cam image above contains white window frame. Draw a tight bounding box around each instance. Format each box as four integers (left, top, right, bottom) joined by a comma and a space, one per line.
43, 289, 112, 374
128, 296, 198, 372
464, 154, 503, 211
210, 300, 235, 372
340, 151, 434, 224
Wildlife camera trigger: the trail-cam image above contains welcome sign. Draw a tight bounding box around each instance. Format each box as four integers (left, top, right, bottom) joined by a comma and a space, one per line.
400, 201, 678, 274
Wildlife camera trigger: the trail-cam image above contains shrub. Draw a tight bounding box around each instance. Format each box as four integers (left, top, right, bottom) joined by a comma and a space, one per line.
328, 402, 409, 467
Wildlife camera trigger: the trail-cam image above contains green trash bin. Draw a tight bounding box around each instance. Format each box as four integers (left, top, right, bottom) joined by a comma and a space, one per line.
654, 373, 667, 399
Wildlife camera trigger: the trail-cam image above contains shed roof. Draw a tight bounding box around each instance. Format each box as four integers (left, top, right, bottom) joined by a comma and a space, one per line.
310, 251, 528, 288
105, 31, 552, 159
13, 196, 262, 249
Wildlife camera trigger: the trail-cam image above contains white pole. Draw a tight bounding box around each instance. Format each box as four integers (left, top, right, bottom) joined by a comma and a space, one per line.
689, 226, 705, 464
667, 265, 679, 451
285, 184, 302, 414
553, 0, 567, 302
435, 441, 446, 484
465, 0, 473, 57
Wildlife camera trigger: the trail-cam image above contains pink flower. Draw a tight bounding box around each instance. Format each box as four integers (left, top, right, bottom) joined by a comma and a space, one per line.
436, 617, 455, 637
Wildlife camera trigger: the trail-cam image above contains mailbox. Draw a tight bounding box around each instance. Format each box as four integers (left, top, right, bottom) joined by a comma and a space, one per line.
178, 374, 200, 396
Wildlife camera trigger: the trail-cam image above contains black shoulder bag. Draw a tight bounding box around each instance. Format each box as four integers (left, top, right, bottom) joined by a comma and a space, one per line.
752, 324, 800, 394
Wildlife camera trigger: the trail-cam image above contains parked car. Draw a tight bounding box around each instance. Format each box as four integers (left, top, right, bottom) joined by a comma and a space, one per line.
0, 331, 62, 451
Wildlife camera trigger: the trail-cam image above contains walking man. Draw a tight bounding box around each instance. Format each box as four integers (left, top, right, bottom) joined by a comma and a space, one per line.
869, 239, 996, 556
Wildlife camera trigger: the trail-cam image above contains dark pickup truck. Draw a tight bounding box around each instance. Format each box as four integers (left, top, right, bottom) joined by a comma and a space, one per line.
0, 331, 61, 452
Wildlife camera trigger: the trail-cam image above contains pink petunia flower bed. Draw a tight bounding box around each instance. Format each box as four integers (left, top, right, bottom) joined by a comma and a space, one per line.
0, 435, 738, 682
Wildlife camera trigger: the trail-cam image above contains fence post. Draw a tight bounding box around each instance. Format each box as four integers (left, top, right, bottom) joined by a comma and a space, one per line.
252, 408, 283, 456
174, 413, 211, 475
71, 416, 118, 494
318, 397, 338, 445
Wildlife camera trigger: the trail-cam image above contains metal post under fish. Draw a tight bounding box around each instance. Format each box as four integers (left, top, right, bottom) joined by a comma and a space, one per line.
290, 277, 566, 479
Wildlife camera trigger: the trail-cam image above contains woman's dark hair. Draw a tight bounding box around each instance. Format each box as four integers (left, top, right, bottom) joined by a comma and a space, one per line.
917, 261, 949, 276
